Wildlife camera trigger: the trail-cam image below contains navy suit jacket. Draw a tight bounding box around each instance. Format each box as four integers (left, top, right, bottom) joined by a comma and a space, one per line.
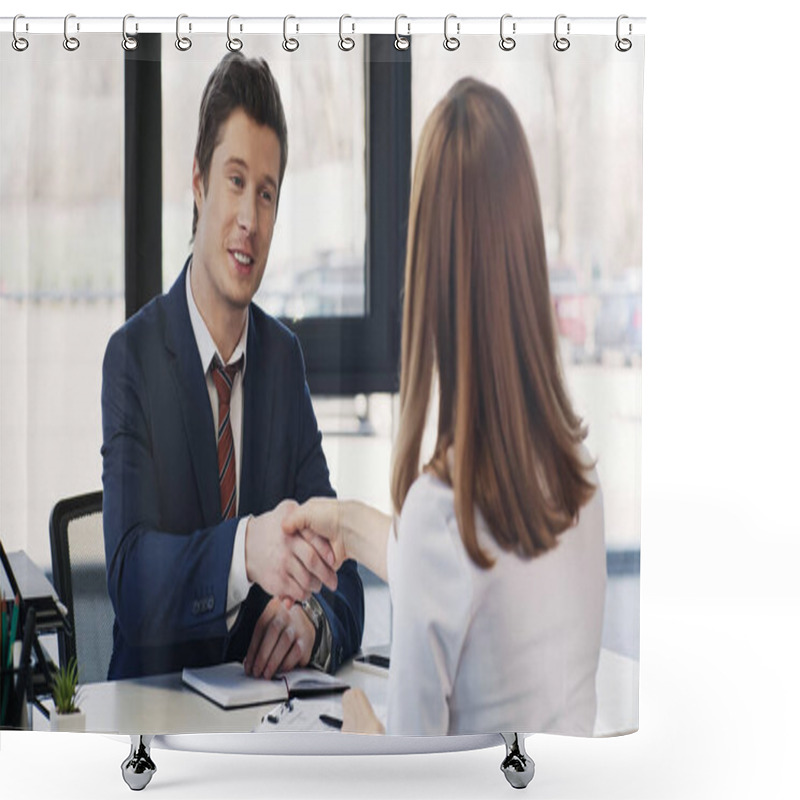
101, 264, 364, 679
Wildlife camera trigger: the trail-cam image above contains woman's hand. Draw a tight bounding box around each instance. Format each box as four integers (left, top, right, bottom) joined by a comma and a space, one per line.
341, 688, 385, 734
283, 499, 392, 583
282, 498, 348, 569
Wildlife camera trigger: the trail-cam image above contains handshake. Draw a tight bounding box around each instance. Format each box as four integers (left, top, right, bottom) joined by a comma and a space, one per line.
244, 498, 388, 604
243, 498, 348, 604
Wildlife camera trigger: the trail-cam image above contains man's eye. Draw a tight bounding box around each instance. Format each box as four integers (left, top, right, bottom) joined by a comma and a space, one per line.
261, 190, 273, 203
230, 175, 243, 188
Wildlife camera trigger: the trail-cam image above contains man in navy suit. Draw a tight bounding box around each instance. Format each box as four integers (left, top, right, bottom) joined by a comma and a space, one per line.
101, 53, 364, 681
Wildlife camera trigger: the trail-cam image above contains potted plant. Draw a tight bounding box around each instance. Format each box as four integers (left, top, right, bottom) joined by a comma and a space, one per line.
50, 657, 85, 732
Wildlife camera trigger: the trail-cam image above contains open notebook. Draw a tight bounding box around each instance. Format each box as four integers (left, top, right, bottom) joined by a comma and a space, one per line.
181, 662, 349, 709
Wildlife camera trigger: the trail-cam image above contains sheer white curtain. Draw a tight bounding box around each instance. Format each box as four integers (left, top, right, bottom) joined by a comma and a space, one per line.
0, 35, 124, 566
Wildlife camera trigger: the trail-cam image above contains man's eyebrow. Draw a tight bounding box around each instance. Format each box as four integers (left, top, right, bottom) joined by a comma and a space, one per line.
224, 156, 277, 189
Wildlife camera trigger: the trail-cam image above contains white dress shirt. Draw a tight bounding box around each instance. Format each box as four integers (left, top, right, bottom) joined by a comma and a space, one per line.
185, 265, 253, 630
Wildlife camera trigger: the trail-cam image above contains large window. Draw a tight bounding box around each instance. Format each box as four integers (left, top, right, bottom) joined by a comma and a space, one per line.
125, 35, 409, 395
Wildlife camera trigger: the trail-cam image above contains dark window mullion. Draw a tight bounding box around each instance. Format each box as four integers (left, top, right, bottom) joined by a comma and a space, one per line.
124, 33, 162, 320
288, 35, 411, 395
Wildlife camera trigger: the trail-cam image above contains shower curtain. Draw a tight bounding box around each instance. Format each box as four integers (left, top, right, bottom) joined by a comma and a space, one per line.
1, 17, 643, 741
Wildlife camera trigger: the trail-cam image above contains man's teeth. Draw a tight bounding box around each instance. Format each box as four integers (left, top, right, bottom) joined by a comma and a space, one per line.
233, 251, 253, 265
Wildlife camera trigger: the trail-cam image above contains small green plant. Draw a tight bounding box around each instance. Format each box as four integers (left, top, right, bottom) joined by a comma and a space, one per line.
51, 657, 81, 714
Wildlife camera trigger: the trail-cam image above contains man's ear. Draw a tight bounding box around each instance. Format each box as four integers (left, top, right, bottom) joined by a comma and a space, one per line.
192, 158, 204, 217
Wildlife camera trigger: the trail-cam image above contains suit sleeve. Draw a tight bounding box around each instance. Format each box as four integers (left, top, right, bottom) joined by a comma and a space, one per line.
101, 328, 236, 649
289, 334, 364, 672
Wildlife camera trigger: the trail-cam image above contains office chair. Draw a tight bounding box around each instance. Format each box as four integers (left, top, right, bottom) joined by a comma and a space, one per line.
49, 491, 114, 685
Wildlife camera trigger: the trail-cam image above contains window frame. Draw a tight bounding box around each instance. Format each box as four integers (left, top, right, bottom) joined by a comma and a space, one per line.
124, 34, 410, 396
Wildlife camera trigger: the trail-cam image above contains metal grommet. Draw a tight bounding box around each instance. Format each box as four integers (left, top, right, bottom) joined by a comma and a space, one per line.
283, 15, 299, 52
226, 15, 243, 52
122, 14, 138, 51
615, 14, 632, 52
443, 14, 460, 52
176, 14, 192, 51
553, 14, 570, 52
500, 14, 516, 51
338, 14, 355, 51
12, 14, 29, 52
394, 14, 410, 50
63, 13, 80, 51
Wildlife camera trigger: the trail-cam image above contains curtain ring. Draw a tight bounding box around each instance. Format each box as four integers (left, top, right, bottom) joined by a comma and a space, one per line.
394, 15, 410, 50
553, 14, 570, 52
12, 15, 29, 52
499, 14, 516, 51
63, 13, 80, 51
443, 14, 460, 51
176, 14, 192, 51
338, 14, 355, 51
226, 15, 243, 52
122, 14, 138, 51
283, 15, 299, 52
615, 15, 632, 52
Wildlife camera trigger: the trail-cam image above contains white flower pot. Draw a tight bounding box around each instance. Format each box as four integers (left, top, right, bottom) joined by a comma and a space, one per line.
50, 709, 86, 732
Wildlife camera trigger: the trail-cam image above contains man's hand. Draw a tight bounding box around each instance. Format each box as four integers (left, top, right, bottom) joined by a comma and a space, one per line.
341, 688, 385, 734
281, 498, 347, 569
243, 597, 315, 679
245, 500, 338, 602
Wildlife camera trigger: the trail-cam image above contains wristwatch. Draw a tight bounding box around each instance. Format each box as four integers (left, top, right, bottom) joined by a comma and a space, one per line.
300, 596, 332, 671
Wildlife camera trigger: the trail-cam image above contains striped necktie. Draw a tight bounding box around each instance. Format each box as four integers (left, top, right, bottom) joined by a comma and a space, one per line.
211, 355, 243, 521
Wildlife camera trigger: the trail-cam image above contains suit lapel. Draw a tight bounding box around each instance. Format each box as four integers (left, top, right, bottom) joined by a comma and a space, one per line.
163, 264, 221, 525
239, 308, 274, 517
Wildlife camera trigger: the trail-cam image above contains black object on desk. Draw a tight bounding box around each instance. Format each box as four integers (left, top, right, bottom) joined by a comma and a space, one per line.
1, 539, 67, 728
354, 653, 390, 669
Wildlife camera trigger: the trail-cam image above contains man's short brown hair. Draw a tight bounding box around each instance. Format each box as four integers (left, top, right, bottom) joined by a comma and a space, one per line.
192, 52, 288, 236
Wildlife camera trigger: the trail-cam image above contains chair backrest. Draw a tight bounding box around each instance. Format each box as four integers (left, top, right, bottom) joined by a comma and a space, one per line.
49, 491, 114, 685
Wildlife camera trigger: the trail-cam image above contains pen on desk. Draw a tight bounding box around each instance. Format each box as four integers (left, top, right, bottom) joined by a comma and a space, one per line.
319, 714, 343, 730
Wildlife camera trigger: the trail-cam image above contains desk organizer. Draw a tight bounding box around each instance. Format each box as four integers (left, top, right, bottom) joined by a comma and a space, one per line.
0, 15, 643, 791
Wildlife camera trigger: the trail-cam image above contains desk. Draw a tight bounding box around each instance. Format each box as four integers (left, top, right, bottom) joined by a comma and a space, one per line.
44, 661, 387, 735
33, 648, 637, 737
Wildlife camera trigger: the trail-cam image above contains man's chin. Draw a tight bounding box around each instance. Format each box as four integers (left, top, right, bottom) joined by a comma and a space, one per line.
224, 277, 262, 309
227, 292, 256, 310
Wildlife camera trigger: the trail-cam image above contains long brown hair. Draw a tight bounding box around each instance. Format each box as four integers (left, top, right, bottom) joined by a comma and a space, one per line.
391, 78, 596, 568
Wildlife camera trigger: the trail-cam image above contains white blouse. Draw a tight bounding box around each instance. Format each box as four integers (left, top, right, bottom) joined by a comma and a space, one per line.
386, 469, 606, 736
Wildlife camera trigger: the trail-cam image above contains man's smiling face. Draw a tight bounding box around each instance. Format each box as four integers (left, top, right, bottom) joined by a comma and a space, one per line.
191, 106, 281, 317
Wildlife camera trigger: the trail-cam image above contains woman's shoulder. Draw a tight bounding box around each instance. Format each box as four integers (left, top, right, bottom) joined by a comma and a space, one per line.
393, 472, 463, 563
389, 472, 474, 610
400, 471, 456, 529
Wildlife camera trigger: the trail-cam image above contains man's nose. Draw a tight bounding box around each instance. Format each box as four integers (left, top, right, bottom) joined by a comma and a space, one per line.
237, 189, 257, 234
